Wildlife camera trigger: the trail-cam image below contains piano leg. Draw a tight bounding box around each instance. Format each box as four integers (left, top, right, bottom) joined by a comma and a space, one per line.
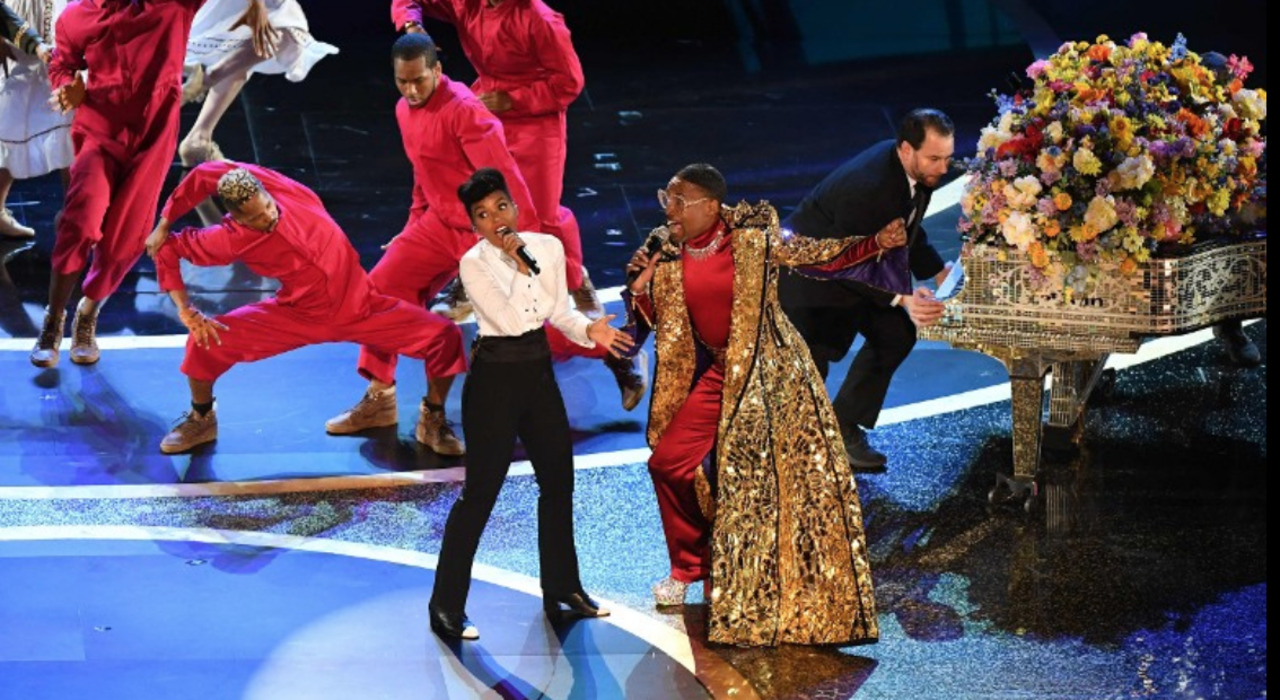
990, 358, 1050, 513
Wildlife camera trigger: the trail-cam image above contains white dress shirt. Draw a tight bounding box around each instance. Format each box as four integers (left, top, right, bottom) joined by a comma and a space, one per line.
459, 232, 595, 347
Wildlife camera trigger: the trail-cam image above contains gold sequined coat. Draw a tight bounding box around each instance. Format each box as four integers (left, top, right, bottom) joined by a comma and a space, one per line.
637, 201, 879, 647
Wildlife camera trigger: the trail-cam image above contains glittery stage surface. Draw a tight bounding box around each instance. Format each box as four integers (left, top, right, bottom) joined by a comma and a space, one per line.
0, 324, 1265, 699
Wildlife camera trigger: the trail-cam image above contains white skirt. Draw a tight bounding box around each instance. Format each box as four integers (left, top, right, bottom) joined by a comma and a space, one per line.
0, 0, 73, 178
186, 0, 338, 82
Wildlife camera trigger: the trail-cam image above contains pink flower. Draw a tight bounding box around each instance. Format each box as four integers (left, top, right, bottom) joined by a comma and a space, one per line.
1027, 60, 1050, 80
1226, 54, 1254, 80
1128, 32, 1148, 46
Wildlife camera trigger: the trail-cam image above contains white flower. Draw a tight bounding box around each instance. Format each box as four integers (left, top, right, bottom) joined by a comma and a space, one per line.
1233, 89, 1267, 120
1002, 175, 1043, 209
1113, 155, 1155, 190
978, 112, 1016, 152
1044, 122, 1064, 143
1000, 211, 1037, 251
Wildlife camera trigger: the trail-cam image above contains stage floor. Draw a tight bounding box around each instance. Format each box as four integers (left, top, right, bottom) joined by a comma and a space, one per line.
0, 27, 1267, 700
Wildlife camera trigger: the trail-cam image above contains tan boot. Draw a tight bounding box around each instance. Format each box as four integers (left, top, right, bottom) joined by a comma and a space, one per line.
415, 403, 465, 456
30, 307, 65, 368
603, 349, 648, 411
569, 267, 604, 318
69, 298, 101, 365
178, 136, 226, 167
325, 387, 399, 434
0, 208, 35, 239
160, 407, 219, 454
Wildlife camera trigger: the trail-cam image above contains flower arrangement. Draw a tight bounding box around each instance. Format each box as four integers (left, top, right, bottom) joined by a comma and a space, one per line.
959, 33, 1266, 298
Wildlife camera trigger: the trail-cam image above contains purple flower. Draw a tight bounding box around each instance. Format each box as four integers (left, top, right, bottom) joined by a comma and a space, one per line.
1076, 241, 1099, 262
1038, 197, 1059, 217
1115, 198, 1139, 227
1040, 170, 1062, 186
1096, 179, 1113, 196
999, 159, 1021, 177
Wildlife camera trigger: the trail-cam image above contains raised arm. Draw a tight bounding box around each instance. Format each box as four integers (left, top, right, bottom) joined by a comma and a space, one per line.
391, 0, 459, 30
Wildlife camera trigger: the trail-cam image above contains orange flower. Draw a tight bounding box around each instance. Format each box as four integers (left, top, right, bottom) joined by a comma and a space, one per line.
1053, 192, 1073, 211
1119, 256, 1138, 275
1087, 44, 1111, 62
1028, 241, 1050, 268
1042, 219, 1061, 238
1175, 108, 1209, 139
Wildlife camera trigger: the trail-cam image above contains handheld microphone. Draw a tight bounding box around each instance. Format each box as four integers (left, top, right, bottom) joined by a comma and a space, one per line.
626, 225, 671, 285
499, 226, 540, 275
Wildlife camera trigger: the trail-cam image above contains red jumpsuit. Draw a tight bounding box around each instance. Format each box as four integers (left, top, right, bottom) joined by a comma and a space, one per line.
154, 162, 467, 384
391, 0, 586, 289
358, 73, 600, 385
48, 0, 202, 301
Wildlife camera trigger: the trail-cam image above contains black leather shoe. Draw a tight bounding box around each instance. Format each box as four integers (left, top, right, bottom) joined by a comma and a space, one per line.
844, 426, 888, 470
1214, 322, 1261, 368
428, 604, 479, 640
544, 591, 611, 623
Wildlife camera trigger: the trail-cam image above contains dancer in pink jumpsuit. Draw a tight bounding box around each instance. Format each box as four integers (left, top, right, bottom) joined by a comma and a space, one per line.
31, 0, 274, 368
145, 162, 467, 455
392, 0, 601, 315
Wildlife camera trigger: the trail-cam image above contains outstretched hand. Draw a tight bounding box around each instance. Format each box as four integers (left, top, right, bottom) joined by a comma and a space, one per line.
587, 314, 635, 358
901, 286, 945, 328
233, 0, 279, 59
179, 305, 229, 349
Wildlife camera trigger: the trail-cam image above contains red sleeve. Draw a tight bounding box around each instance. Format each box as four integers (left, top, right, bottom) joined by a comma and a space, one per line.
802, 236, 885, 273
455, 104, 541, 230
162, 161, 317, 222
391, 0, 458, 28
503, 10, 583, 118
154, 225, 241, 292
161, 162, 241, 222
48, 12, 87, 90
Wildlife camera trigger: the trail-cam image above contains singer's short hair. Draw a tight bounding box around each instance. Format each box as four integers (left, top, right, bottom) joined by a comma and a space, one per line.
392, 33, 440, 67
897, 108, 954, 150
675, 163, 727, 203
458, 168, 511, 213
216, 168, 264, 211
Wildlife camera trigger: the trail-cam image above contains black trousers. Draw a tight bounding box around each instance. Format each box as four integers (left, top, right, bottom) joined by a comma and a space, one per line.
784, 300, 916, 431
430, 330, 582, 613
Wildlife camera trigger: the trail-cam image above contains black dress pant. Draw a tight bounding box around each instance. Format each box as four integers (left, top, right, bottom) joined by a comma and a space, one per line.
785, 300, 916, 430
430, 330, 582, 613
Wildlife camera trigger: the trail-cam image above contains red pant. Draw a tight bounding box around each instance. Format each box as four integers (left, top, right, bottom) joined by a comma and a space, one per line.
647, 364, 723, 583
182, 294, 466, 384
505, 114, 583, 290
54, 99, 180, 300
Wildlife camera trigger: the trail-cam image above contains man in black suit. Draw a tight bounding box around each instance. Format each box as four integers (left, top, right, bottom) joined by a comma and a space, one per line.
779, 108, 952, 470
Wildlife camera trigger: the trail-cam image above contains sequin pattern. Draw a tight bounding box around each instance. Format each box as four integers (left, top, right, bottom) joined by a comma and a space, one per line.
646, 200, 879, 646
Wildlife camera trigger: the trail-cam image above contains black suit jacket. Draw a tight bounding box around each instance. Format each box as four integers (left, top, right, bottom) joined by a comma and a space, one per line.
778, 139, 946, 309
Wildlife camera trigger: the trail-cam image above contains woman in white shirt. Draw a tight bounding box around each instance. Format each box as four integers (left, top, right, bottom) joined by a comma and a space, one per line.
428, 167, 633, 641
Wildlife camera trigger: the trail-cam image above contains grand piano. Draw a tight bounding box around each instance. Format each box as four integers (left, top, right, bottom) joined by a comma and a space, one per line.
921, 236, 1267, 511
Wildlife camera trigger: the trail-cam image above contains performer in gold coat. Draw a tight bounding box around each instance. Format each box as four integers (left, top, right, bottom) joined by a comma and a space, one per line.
623, 163, 905, 646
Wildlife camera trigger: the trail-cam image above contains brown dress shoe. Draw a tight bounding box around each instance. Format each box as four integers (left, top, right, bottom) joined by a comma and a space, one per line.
69, 299, 101, 365
415, 404, 465, 456
30, 308, 65, 368
434, 278, 473, 322
160, 408, 219, 454
325, 388, 399, 434
603, 349, 649, 411
569, 266, 604, 318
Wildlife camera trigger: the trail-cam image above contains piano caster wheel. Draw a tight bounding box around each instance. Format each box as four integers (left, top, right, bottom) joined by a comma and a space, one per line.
989, 473, 1038, 513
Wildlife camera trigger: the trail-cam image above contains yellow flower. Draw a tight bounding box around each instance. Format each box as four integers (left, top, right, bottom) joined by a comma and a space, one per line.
1073, 148, 1102, 176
